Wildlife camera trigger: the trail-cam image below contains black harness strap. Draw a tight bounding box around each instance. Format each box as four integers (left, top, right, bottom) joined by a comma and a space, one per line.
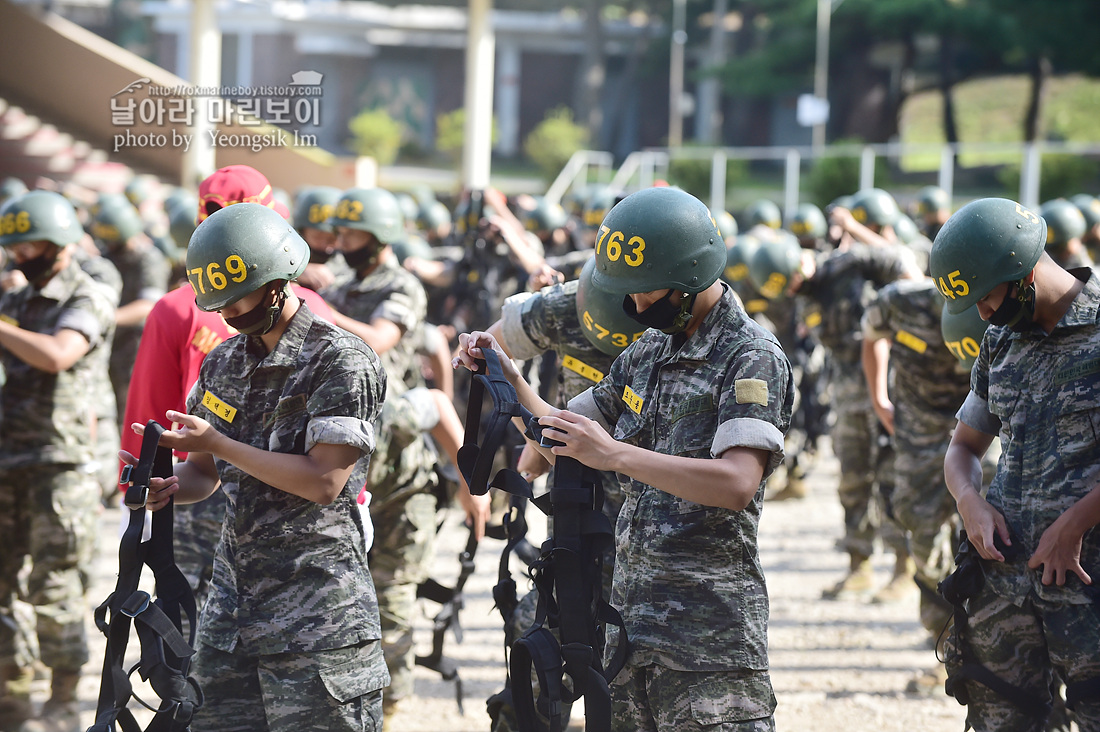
414, 524, 479, 713
939, 532, 1052, 723
88, 421, 202, 732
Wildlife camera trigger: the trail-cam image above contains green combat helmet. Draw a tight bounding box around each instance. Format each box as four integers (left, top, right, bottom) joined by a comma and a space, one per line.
125, 175, 156, 208
524, 196, 568, 233
743, 199, 781, 230
581, 187, 618, 231
575, 256, 647, 357
747, 232, 803, 300
851, 188, 900, 228
390, 234, 435, 265
916, 186, 950, 216
186, 202, 308, 312
713, 210, 738, 240
722, 233, 759, 287
293, 186, 342, 233
329, 187, 405, 245
0, 177, 28, 206
892, 214, 921, 245
930, 197, 1046, 315
396, 192, 420, 224
1071, 193, 1100, 230
1040, 198, 1087, 248
167, 197, 199, 251
91, 193, 144, 246
941, 303, 989, 371
417, 200, 451, 232
788, 203, 827, 239
0, 190, 84, 248
591, 187, 724, 333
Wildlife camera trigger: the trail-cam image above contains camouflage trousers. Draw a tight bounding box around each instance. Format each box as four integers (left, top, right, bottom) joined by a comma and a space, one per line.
829, 370, 905, 558
190, 638, 387, 731
946, 585, 1100, 732
368, 491, 437, 708
0, 463, 98, 671
612, 661, 776, 732
92, 415, 121, 503
891, 445, 958, 635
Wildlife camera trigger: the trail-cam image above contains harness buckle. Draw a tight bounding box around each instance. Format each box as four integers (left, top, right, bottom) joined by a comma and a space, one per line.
121, 591, 151, 618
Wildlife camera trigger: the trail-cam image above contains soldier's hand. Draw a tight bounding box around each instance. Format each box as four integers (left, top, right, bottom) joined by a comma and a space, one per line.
456, 486, 491, 542
956, 491, 1011, 562
117, 448, 179, 511
133, 410, 222, 455
453, 331, 519, 381
536, 410, 619, 472
1028, 512, 1092, 587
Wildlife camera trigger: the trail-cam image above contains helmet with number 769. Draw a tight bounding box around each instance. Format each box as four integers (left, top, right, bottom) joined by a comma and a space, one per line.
186, 203, 308, 311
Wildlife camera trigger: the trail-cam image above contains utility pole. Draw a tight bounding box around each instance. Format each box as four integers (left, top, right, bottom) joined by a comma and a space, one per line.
812, 0, 831, 150
668, 0, 687, 147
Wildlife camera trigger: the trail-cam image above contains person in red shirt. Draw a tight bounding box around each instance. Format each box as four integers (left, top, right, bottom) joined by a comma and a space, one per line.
120, 165, 334, 610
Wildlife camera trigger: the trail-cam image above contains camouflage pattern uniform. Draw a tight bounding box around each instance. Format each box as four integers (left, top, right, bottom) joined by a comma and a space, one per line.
72, 245, 124, 501
797, 242, 912, 559
861, 279, 970, 634
568, 285, 794, 731
323, 256, 428, 389
0, 257, 115, 675
103, 242, 169, 425
324, 255, 436, 714
185, 303, 389, 731
950, 269, 1100, 732
365, 382, 440, 711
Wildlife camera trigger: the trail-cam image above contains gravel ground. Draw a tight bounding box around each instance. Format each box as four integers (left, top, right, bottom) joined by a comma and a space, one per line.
45, 445, 969, 731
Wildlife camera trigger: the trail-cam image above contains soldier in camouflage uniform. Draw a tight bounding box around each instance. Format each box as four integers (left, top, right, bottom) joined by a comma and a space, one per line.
91, 192, 170, 425
937, 198, 1100, 732
860, 277, 972, 684
0, 191, 116, 730
293, 185, 351, 293
129, 203, 389, 731
457, 187, 795, 732
750, 217, 920, 599
324, 187, 490, 722
483, 254, 640, 730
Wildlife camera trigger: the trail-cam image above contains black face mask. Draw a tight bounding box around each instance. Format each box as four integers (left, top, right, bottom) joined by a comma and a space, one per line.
15, 247, 59, 286
342, 240, 382, 271
224, 283, 287, 337
622, 290, 696, 334
308, 247, 332, 265
987, 280, 1037, 333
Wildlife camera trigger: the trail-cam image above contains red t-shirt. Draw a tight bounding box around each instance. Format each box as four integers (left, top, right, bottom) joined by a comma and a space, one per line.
120, 284, 335, 465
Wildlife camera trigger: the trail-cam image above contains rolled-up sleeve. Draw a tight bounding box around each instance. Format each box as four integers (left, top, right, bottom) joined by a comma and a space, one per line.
956, 391, 1001, 436
306, 416, 376, 455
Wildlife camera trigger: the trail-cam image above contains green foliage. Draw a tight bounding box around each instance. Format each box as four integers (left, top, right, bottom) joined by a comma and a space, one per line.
997, 154, 1100, 201
668, 147, 747, 200
806, 139, 890, 208
347, 108, 404, 165
523, 107, 590, 181
435, 108, 499, 162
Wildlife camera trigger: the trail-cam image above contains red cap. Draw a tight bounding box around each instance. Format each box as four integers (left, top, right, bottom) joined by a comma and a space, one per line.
197, 165, 278, 222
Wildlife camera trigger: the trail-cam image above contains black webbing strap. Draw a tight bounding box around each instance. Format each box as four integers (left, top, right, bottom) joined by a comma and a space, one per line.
457, 350, 533, 498
414, 524, 479, 713
939, 533, 1052, 722
88, 421, 202, 732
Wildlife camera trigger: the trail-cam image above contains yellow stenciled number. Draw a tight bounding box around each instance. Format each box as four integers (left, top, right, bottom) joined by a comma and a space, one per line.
606, 231, 624, 261
226, 254, 248, 283
309, 203, 333, 225
595, 225, 610, 256
207, 262, 227, 290
0, 211, 29, 235
336, 199, 363, 222
624, 236, 645, 266
1015, 203, 1040, 225
187, 267, 205, 294
937, 269, 970, 300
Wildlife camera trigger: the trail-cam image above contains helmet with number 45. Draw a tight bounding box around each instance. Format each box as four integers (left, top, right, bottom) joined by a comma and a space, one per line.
930, 197, 1046, 315
186, 202, 308, 312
